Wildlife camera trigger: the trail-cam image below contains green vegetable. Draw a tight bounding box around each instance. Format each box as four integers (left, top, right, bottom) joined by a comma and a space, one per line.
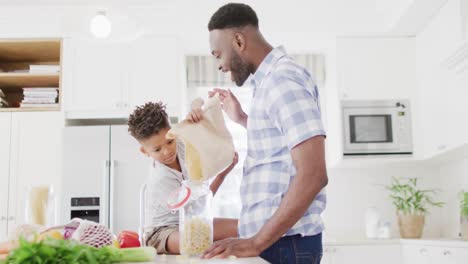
1, 238, 156, 264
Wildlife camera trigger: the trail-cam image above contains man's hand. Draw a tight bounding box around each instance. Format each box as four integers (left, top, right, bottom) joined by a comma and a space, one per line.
209, 88, 248, 127
201, 237, 262, 259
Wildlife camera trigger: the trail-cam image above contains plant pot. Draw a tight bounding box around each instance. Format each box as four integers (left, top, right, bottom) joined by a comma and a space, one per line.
461, 216, 468, 241
398, 214, 425, 238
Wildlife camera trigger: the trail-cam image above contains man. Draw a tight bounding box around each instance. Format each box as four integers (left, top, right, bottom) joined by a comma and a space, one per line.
201, 3, 328, 263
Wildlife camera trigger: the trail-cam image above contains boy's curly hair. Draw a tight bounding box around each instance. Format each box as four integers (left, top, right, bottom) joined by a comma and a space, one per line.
128, 102, 170, 140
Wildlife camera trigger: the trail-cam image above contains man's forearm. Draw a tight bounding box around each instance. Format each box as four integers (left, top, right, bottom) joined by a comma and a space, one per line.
251, 170, 327, 251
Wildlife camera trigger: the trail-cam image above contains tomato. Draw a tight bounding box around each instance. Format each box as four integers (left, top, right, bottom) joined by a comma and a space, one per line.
117, 231, 141, 248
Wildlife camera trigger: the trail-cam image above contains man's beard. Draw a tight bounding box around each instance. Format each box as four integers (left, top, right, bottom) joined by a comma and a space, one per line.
230, 52, 253, 86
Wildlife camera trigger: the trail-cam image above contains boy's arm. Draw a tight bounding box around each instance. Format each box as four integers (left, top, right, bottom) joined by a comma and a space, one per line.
210, 152, 238, 195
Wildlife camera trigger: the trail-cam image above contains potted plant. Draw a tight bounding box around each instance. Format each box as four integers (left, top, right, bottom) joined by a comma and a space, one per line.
385, 177, 444, 239
460, 191, 468, 240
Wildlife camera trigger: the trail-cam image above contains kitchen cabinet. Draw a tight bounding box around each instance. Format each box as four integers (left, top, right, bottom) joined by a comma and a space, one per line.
126, 36, 181, 117
68, 39, 125, 113
0, 39, 62, 112
0, 113, 12, 241
324, 245, 402, 264
66, 36, 182, 119
0, 112, 63, 239
336, 37, 416, 100
402, 244, 468, 264
413, 0, 468, 159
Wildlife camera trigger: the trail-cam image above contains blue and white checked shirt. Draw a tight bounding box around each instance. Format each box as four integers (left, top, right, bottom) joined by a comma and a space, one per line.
239, 46, 327, 238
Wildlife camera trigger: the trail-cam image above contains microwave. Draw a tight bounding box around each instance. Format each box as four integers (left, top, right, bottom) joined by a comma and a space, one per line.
342, 100, 413, 155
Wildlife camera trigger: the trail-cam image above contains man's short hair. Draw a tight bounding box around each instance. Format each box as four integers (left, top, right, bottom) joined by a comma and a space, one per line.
208, 3, 259, 31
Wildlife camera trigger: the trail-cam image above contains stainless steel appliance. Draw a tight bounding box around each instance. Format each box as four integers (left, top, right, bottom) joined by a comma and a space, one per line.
342, 99, 413, 155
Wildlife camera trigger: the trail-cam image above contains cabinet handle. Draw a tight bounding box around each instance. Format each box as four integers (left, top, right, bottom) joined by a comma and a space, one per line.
0, 216, 6, 221
7, 216, 14, 221
419, 248, 428, 256
443, 250, 451, 256
437, 145, 447, 151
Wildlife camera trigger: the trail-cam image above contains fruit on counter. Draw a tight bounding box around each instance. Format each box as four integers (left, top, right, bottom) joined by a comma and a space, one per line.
37, 230, 63, 241
0, 241, 18, 255
117, 231, 140, 248
0, 238, 156, 264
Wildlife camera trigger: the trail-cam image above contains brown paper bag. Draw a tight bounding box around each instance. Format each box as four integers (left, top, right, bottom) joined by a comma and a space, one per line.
167, 94, 235, 182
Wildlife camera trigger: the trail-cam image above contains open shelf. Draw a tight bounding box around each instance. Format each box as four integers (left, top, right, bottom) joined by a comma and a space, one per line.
0, 40, 61, 62
0, 39, 62, 112
0, 73, 59, 88
0, 107, 59, 112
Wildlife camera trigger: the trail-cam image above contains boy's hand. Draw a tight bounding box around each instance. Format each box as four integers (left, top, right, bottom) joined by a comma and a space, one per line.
186, 108, 203, 123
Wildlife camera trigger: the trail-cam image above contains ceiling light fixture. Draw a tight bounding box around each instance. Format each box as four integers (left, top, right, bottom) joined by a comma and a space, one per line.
90, 11, 112, 39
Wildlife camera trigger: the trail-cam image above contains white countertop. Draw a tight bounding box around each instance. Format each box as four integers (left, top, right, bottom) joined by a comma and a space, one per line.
125, 255, 268, 264
324, 238, 468, 247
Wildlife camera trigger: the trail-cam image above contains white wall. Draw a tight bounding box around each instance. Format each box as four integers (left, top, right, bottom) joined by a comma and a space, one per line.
323, 164, 443, 240
438, 157, 468, 238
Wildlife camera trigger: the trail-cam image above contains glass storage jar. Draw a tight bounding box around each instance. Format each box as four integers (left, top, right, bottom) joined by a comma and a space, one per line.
167, 180, 213, 256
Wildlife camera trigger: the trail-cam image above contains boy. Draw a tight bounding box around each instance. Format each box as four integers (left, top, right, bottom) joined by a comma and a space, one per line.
128, 101, 239, 254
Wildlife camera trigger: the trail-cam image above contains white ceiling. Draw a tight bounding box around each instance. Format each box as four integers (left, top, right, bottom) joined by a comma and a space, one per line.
0, 0, 448, 37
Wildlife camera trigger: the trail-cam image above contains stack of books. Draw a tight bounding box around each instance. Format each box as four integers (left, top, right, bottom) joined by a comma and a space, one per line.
29, 65, 61, 73
21, 88, 58, 108
0, 89, 8, 107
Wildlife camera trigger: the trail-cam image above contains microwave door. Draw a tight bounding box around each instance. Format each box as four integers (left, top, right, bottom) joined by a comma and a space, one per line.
344, 108, 400, 153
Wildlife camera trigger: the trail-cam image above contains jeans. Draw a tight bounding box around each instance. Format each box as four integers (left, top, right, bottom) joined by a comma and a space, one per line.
260, 233, 322, 264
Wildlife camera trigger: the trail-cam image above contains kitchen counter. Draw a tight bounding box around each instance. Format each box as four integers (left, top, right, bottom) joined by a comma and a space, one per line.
125, 255, 268, 264
324, 238, 468, 247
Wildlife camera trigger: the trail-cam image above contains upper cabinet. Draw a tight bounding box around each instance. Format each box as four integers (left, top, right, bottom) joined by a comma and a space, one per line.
414, 0, 468, 159
336, 37, 416, 100
127, 36, 181, 116
68, 39, 125, 114
65, 36, 181, 119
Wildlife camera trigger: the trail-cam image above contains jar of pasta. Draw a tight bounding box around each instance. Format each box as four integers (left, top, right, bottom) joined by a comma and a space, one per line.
167, 180, 213, 256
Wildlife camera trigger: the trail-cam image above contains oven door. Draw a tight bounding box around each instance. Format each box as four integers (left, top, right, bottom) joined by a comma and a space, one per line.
343, 107, 402, 154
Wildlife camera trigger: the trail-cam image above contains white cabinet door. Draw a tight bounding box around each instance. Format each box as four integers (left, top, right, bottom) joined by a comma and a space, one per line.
126, 36, 181, 117
416, 246, 468, 264
0, 113, 11, 241
321, 246, 333, 264
69, 39, 125, 112
336, 37, 416, 100
8, 112, 64, 234
332, 245, 403, 264
109, 125, 151, 235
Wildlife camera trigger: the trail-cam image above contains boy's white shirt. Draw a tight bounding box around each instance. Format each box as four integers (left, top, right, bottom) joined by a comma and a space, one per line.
144, 140, 188, 232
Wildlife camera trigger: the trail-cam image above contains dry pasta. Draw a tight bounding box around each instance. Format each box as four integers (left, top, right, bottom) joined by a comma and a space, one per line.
185, 141, 205, 182
180, 217, 213, 255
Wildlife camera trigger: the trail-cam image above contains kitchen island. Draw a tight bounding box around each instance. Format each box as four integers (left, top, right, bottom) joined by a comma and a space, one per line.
125, 254, 268, 263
